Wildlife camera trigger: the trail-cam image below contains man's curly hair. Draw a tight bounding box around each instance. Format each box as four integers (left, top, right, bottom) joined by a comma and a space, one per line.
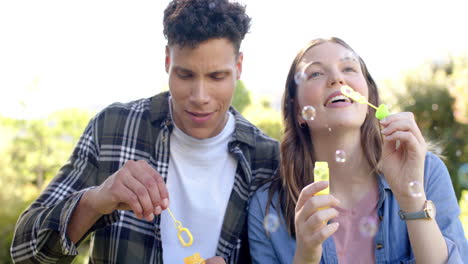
163, 0, 251, 53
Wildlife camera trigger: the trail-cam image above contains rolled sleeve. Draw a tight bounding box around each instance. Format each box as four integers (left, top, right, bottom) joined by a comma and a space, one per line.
424, 153, 468, 263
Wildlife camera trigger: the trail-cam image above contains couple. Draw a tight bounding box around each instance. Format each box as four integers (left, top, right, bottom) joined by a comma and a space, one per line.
10, 0, 467, 263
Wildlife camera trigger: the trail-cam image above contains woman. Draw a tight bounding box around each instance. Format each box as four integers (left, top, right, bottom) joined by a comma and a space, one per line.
248, 37, 467, 263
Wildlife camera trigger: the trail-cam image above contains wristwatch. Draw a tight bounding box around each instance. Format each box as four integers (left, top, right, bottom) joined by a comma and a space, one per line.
399, 200, 436, 220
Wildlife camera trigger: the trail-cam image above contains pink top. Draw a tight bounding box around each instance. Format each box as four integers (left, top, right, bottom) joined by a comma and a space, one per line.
332, 187, 380, 264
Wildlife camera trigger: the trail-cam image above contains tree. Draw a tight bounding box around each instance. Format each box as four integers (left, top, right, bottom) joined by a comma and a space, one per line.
395, 57, 468, 201
243, 97, 283, 141
0, 109, 93, 263
231, 79, 251, 114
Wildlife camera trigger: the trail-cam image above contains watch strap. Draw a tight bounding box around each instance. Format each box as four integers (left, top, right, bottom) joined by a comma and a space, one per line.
398, 209, 429, 220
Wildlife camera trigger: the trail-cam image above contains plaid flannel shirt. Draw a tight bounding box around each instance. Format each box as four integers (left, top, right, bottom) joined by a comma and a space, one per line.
11, 91, 279, 263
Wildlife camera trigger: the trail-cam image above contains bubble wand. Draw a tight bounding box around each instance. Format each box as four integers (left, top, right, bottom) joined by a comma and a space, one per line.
166, 208, 194, 247
165, 208, 206, 263
340, 85, 390, 120
341, 85, 400, 149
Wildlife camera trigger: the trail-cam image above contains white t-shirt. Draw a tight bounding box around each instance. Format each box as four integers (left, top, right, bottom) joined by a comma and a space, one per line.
160, 111, 237, 263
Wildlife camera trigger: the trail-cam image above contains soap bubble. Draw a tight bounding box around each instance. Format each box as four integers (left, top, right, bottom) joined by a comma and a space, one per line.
263, 213, 280, 233
408, 180, 423, 198
359, 216, 378, 237
294, 71, 307, 85
335, 150, 346, 163
432, 104, 439, 111
456, 150, 462, 157
301, 105, 316, 121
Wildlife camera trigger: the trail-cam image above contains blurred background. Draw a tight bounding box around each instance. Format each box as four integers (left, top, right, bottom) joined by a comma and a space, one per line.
1, 0, 467, 263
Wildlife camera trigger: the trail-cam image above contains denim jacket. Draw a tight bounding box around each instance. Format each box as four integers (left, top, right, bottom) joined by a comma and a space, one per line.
249, 152, 468, 263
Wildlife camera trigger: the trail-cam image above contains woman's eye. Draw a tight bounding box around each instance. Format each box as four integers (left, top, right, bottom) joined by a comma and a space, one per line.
344, 67, 357, 72
309, 72, 322, 78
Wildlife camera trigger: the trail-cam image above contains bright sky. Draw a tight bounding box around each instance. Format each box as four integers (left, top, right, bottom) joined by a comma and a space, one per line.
1, 0, 467, 119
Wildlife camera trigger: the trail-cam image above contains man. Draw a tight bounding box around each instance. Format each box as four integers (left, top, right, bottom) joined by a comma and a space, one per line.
10, 0, 279, 263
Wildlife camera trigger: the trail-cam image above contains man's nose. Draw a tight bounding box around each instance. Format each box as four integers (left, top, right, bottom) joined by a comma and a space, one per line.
190, 80, 210, 105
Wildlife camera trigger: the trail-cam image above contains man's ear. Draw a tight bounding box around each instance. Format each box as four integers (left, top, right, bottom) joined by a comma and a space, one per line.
165, 46, 170, 73
235, 52, 243, 80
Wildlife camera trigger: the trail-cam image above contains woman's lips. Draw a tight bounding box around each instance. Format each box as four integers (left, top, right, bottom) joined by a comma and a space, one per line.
326, 101, 353, 108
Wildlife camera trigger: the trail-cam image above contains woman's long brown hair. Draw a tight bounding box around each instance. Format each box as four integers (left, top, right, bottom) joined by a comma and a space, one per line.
267, 37, 383, 236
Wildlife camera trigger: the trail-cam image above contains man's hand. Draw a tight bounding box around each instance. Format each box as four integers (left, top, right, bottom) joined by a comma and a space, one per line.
88, 160, 169, 221
205, 256, 226, 264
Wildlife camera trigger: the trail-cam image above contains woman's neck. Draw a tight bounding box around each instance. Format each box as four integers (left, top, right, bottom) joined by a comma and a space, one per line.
311, 127, 378, 209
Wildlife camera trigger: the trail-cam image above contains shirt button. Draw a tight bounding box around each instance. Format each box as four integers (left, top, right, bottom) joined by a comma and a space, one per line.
376, 243, 384, 250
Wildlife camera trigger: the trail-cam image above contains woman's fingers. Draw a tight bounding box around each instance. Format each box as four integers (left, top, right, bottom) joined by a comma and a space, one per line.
296, 181, 329, 213
380, 112, 425, 145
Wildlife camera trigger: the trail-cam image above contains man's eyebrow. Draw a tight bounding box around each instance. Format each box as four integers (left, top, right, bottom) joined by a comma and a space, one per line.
209, 69, 231, 74
173, 66, 193, 73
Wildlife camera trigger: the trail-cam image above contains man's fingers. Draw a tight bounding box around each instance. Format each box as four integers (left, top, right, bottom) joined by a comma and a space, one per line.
114, 183, 144, 219
121, 170, 154, 220
205, 256, 226, 264
131, 160, 163, 209
143, 161, 170, 209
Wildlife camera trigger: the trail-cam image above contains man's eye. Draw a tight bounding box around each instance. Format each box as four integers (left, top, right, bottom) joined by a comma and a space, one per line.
211, 73, 228, 80
177, 72, 192, 79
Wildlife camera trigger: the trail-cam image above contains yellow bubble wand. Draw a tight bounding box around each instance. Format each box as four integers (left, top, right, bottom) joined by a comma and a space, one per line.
341, 85, 400, 149
166, 208, 194, 247
340, 85, 390, 120
165, 208, 206, 264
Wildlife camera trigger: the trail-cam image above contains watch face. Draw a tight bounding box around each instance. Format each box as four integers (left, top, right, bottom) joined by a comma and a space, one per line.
426, 201, 436, 218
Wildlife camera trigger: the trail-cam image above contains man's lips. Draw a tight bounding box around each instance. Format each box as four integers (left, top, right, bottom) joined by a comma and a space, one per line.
187, 111, 211, 117
186, 110, 214, 123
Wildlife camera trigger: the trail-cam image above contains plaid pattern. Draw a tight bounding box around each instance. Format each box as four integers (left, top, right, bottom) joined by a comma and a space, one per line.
10, 91, 279, 264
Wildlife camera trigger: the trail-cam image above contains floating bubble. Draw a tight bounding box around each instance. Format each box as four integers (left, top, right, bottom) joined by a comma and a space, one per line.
60, 135, 74, 143
47, 120, 56, 128
208, 1, 216, 9
301, 105, 316, 121
263, 213, 280, 233
408, 180, 423, 198
456, 150, 462, 157
294, 71, 307, 85
432, 104, 439, 111
359, 216, 378, 237
335, 150, 346, 163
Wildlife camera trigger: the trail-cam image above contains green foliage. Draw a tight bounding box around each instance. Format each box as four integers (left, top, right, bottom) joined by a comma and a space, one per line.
232, 80, 252, 114
396, 57, 468, 201
0, 109, 93, 263
243, 97, 283, 141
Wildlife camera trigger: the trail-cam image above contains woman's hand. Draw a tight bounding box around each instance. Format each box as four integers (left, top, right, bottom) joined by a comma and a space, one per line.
379, 112, 427, 208
293, 181, 340, 264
